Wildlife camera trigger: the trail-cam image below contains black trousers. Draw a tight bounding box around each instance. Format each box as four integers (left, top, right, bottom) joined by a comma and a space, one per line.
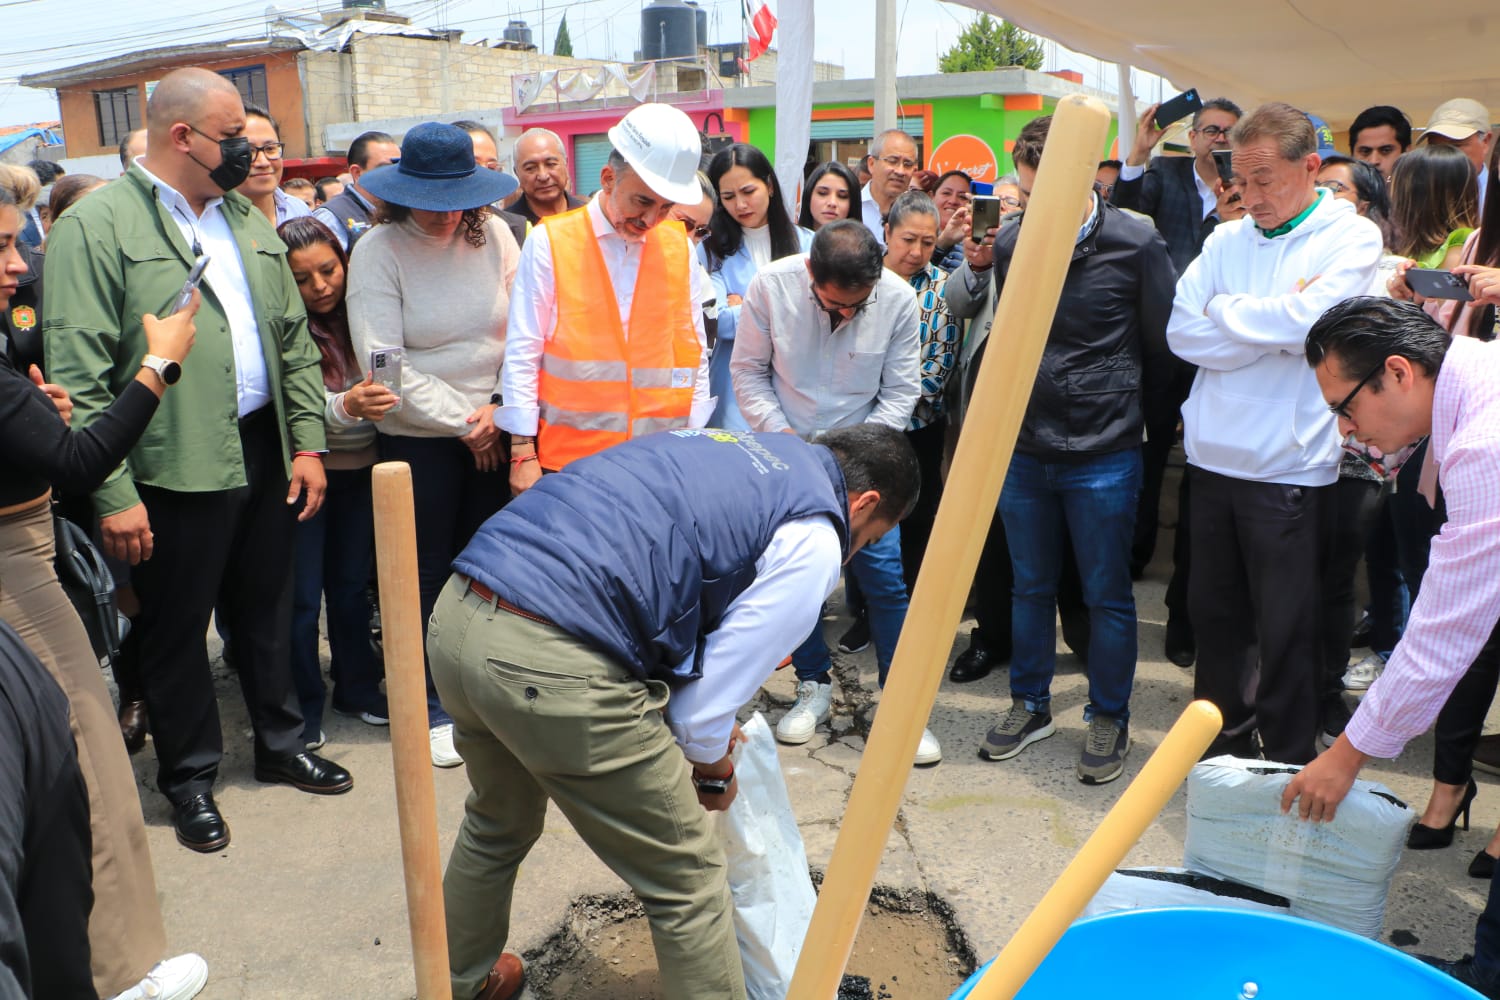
1188, 467, 1329, 765
899, 422, 947, 594
1319, 476, 1385, 701
131, 408, 304, 802
376, 434, 509, 724
0, 621, 94, 999
1133, 362, 1195, 573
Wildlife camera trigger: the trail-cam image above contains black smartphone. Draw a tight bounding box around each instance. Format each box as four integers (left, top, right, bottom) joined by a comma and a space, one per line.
163, 255, 210, 317
1154, 88, 1203, 129
1212, 149, 1236, 185
1404, 268, 1474, 302
969, 195, 1000, 243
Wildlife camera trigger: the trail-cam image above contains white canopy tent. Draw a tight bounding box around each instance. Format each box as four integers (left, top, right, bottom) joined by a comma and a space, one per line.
948, 0, 1500, 135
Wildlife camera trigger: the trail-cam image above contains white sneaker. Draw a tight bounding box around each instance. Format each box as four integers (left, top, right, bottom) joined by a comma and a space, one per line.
430, 723, 463, 768
915, 727, 942, 766
1343, 652, 1386, 692
107, 953, 208, 1000
776, 681, 832, 745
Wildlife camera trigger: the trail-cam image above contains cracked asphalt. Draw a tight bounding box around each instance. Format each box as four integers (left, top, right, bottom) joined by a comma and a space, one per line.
132, 466, 1485, 997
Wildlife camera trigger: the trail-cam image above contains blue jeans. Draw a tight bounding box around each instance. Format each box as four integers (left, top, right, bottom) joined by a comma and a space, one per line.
793, 526, 907, 687
999, 448, 1141, 722
291, 466, 385, 734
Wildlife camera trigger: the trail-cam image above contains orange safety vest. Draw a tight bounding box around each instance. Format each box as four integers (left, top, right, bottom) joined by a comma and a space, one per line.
537, 206, 701, 470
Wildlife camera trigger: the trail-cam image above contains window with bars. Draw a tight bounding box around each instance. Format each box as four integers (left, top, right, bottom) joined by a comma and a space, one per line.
94, 86, 140, 147
219, 65, 268, 110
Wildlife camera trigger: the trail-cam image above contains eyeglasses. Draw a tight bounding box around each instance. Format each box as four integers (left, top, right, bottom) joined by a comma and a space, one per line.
1329, 359, 1387, 420
1195, 125, 1232, 138
1093, 181, 1115, 197
248, 141, 285, 161
1315, 179, 1350, 194
876, 155, 918, 171
811, 283, 875, 318
678, 218, 711, 241
997, 195, 1021, 209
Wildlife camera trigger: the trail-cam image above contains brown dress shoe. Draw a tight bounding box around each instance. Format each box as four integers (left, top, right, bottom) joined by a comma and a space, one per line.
474, 953, 525, 1000
119, 700, 148, 754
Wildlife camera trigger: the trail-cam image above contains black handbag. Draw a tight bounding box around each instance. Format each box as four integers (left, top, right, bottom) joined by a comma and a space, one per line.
52, 507, 121, 670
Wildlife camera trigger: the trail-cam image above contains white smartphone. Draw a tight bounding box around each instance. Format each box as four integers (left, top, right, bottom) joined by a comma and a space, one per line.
163, 255, 210, 317
370, 348, 404, 410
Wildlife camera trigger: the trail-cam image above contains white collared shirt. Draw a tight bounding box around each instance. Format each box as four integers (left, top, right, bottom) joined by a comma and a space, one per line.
274, 187, 312, 226
860, 182, 885, 241
728, 253, 921, 436
136, 161, 270, 417
497, 194, 713, 435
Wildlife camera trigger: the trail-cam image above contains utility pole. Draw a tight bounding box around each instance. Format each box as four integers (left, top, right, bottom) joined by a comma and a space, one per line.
873, 0, 897, 134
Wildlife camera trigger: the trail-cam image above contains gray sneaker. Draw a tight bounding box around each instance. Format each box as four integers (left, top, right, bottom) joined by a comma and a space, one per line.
1077, 716, 1130, 784
979, 699, 1055, 761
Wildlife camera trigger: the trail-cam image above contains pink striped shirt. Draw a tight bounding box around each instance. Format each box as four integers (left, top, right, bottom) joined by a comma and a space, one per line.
1348, 335, 1500, 758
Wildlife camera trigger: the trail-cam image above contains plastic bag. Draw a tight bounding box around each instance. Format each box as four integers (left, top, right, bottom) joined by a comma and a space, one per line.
1183, 756, 1415, 938
722, 712, 817, 999
1081, 866, 1290, 920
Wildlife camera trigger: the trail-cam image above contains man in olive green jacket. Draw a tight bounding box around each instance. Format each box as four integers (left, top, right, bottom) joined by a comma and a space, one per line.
44, 68, 353, 860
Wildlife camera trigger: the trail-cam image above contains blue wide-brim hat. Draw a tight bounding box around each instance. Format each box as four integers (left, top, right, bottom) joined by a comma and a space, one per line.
360, 121, 519, 212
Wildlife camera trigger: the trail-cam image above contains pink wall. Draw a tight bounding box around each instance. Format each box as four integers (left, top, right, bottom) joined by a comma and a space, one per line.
501, 97, 745, 175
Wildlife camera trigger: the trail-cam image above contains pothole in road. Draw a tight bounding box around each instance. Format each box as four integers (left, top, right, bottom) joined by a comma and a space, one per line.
525, 885, 976, 999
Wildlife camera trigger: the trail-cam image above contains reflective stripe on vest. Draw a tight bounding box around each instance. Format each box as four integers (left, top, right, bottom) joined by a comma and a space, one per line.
537, 206, 700, 470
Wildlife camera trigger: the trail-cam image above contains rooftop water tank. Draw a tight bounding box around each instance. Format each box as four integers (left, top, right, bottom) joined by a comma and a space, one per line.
502, 19, 533, 47
641, 0, 697, 61
684, 1, 709, 48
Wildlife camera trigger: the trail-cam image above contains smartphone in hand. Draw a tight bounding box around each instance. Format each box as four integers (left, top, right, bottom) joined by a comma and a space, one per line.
1404, 269, 1474, 302
969, 195, 1000, 243
370, 348, 404, 410
1155, 89, 1203, 129
164, 255, 210, 317
1212, 148, 1236, 185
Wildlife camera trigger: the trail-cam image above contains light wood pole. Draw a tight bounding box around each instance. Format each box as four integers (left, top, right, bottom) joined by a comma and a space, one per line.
963, 700, 1222, 1000
373, 461, 453, 1000
786, 93, 1113, 1000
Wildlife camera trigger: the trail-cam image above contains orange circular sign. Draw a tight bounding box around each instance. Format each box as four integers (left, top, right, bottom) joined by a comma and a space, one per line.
927, 133, 998, 184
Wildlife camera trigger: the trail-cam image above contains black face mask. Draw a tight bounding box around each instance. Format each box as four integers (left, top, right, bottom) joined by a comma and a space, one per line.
187, 128, 253, 191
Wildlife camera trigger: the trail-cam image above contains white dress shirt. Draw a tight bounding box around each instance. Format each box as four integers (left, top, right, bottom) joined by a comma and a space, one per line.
860, 182, 885, 241
665, 515, 843, 763
274, 187, 312, 226
497, 195, 713, 436
729, 253, 921, 436
137, 161, 270, 417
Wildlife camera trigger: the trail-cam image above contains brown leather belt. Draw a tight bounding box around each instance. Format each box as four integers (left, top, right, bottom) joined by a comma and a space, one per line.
462, 576, 560, 629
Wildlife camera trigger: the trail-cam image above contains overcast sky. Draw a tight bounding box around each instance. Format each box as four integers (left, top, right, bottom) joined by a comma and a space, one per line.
0, 0, 1172, 127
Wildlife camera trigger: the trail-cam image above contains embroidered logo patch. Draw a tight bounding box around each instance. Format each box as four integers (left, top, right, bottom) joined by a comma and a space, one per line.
10, 305, 35, 329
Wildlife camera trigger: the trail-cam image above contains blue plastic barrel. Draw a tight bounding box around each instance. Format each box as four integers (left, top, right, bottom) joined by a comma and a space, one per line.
948, 908, 1483, 999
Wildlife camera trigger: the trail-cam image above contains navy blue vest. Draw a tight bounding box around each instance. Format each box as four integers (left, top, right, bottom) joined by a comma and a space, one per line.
452, 430, 849, 684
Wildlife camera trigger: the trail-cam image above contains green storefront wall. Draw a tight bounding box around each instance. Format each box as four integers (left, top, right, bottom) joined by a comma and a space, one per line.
740, 93, 1122, 182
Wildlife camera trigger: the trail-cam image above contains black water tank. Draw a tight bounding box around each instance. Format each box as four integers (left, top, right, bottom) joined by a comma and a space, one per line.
685, 1, 708, 48
503, 19, 533, 46
641, 0, 697, 60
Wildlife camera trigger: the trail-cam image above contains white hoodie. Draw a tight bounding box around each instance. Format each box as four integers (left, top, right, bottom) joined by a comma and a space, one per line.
1168, 191, 1384, 485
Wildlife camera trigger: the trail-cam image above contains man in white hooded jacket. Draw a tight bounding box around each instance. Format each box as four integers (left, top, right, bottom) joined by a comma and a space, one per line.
1167, 102, 1383, 765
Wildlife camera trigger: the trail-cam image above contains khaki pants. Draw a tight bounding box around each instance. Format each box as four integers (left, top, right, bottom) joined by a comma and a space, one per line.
0, 498, 166, 996
428, 575, 746, 1000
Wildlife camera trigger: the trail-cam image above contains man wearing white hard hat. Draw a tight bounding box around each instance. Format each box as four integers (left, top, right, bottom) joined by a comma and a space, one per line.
499, 102, 714, 492
1421, 98, 1494, 209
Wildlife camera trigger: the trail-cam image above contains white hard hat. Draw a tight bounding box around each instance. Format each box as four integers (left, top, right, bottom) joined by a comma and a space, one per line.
607, 103, 703, 205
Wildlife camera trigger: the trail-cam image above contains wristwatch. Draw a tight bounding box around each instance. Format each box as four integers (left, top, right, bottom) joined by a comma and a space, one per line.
141, 354, 182, 386
692, 765, 733, 796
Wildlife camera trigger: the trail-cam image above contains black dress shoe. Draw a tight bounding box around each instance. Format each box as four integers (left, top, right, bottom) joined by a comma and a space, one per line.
1164, 616, 1195, 668
118, 699, 149, 755
254, 751, 353, 795
1418, 955, 1500, 999
949, 635, 1008, 683
172, 793, 230, 853
1471, 849, 1498, 879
